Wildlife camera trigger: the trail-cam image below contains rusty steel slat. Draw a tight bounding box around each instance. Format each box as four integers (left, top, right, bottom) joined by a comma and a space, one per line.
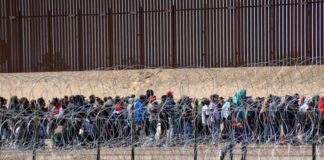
284, 0, 288, 65
179, 1, 183, 67
220, 0, 224, 67
103, 0, 108, 68
84, 0, 88, 69
157, 0, 161, 67
258, 0, 261, 65
279, 0, 284, 65
108, 7, 113, 68
179, 0, 183, 67
166, 0, 171, 67
243, 0, 246, 65
47, 10, 53, 72
316, 0, 320, 64
6, 0, 11, 73
61, 0, 66, 71
18, 10, 23, 72
306, 0, 312, 64
235, 0, 240, 67
94, 1, 98, 68
89, 1, 93, 69
204, 1, 209, 67
162, 0, 166, 67
320, 0, 324, 65
247, 0, 251, 65
39, 0, 43, 72
252, 0, 256, 66
98, 1, 103, 68
216, 0, 220, 67
36, 0, 40, 72
260, 0, 264, 64
189, 0, 192, 67
125, 0, 129, 66
0, 0, 3, 72
12, 0, 17, 72
77, 9, 83, 70
151, 1, 156, 67
293, 0, 297, 60
138, 6, 145, 68
171, 4, 177, 68
115, 0, 119, 67
245, 0, 248, 65
10, 0, 15, 72
275, 0, 282, 61
264, 0, 268, 64
288, 0, 292, 63
298, 0, 302, 60
225, 0, 229, 67
194, 0, 198, 67
33, 0, 38, 72
57, 0, 61, 71
0, 0, 2, 72
270, 0, 276, 62
67, 0, 71, 71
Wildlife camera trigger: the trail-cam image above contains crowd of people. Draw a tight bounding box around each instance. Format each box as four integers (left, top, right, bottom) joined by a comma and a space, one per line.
1, 89, 324, 159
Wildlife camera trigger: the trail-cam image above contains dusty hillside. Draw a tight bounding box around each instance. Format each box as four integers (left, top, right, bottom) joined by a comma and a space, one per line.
0, 65, 323, 100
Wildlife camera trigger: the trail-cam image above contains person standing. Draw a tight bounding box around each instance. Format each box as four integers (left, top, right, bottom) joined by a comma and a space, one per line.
220, 88, 249, 160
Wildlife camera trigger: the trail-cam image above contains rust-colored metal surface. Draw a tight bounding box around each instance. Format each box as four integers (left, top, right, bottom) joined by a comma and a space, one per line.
0, 0, 323, 73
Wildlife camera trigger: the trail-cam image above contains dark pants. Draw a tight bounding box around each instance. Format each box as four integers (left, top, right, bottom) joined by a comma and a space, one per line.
319, 118, 324, 138
184, 119, 193, 142
282, 119, 296, 143
221, 128, 248, 160
221, 119, 231, 140
149, 120, 158, 139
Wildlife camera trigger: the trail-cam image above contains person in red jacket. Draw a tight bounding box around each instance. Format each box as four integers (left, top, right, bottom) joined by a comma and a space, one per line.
50, 98, 64, 119
318, 96, 324, 138
318, 97, 324, 116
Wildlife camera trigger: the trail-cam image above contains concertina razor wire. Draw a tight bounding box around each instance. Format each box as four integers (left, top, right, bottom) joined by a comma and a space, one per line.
0, 57, 324, 160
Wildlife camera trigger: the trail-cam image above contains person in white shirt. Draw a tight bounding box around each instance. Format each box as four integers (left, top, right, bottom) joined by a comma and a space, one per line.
208, 94, 221, 145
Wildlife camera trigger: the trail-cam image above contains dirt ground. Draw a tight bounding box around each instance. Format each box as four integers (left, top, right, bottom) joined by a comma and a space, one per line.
1, 144, 323, 160
0, 65, 324, 101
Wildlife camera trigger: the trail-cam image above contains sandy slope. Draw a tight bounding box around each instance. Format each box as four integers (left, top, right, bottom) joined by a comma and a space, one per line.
0, 65, 323, 100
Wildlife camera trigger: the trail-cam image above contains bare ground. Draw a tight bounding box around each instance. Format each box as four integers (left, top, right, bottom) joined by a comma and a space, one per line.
1, 144, 323, 160
0, 65, 324, 101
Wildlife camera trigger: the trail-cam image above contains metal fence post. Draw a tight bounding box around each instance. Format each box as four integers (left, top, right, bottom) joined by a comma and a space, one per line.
0, 140, 2, 159
194, 100, 198, 160
32, 122, 38, 160
131, 105, 135, 160
97, 118, 101, 160
312, 109, 316, 160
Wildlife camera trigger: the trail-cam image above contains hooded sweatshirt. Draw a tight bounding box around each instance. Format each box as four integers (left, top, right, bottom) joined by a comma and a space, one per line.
232, 88, 246, 107
232, 88, 247, 122
134, 100, 145, 124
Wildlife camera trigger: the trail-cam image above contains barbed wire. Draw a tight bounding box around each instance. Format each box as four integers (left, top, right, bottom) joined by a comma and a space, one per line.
0, 57, 324, 160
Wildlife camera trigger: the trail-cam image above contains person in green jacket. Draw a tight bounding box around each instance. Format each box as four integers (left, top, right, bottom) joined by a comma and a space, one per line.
221, 88, 249, 160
